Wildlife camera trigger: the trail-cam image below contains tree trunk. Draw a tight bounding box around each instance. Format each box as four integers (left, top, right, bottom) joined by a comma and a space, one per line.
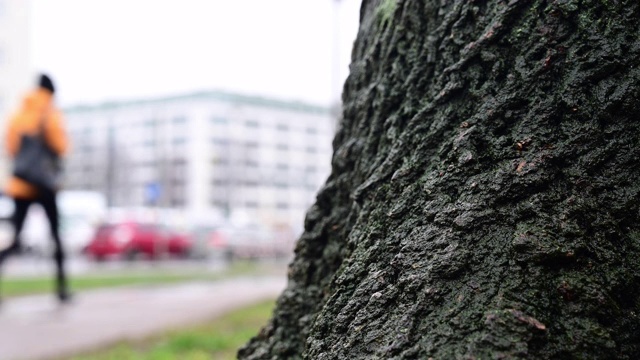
239, 0, 640, 358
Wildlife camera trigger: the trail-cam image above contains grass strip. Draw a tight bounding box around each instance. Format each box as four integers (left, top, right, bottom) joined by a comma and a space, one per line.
2, 260, 285, 297
70, 299, 276, 360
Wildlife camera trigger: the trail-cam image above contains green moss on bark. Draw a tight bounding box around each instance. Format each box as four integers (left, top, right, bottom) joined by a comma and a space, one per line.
239, 0, 640, 359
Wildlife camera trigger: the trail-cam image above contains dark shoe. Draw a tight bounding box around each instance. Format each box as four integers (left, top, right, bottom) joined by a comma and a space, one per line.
57, 290, 73, 304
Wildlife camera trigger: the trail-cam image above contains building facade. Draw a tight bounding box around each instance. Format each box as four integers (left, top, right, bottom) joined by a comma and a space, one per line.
64, 91, 335, 230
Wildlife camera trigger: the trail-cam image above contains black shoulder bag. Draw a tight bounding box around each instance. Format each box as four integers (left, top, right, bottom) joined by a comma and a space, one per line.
12, 113, 62, 191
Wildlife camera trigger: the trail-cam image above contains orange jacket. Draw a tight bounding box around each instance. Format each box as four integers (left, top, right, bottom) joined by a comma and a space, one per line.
4, 89, 69, 199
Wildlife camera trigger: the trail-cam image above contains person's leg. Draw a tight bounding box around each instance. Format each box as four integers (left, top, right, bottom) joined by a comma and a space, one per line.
39, 189, 70, 302
0, 198, 31, 262
0, 198, 31, 302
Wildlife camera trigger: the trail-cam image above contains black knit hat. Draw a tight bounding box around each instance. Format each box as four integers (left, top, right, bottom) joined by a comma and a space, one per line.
38, 74, 55, 94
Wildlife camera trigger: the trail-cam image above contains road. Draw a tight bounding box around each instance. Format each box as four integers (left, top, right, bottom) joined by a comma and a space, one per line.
2, 255, 230, 278
0, 276, 286, 360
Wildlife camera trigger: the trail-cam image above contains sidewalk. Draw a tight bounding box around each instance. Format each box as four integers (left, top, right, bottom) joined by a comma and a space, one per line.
0, 276, 286, 360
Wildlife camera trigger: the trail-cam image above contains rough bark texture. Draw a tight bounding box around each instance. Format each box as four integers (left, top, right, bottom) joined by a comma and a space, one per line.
239, 0, 640, 358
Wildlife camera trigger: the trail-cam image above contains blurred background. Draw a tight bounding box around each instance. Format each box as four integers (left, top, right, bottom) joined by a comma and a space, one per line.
0, 0, 361, 266
0, 2, 364, 358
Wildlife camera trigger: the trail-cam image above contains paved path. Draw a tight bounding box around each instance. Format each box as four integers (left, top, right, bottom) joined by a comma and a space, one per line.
0, 277, 286, 360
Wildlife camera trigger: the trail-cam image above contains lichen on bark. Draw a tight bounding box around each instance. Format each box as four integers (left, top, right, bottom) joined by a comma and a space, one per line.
239, 0, 640, 359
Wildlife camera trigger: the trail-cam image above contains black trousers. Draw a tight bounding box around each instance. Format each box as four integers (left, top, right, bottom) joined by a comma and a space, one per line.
0, 189, 67, 295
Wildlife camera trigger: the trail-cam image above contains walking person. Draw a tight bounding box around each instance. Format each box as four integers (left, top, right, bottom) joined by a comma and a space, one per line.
0, 74, 71, 303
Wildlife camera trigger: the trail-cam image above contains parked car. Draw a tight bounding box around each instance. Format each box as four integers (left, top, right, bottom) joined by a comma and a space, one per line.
191, 224, 296, 260
84, 222, 192, 261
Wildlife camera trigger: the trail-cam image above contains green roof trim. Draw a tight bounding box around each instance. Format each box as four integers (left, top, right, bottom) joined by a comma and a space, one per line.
63, 90, 331, 115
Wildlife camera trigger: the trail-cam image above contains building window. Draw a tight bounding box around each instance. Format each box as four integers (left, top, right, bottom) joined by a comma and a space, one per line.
276, 143, 288, 151
170, 198, 184, 207
80, 144, 93, 153
212, 138, 230, 145
212, 157, 229, 165
245, 160, 259, 168
305, 146, 317, 153
245, 141, 259, 148
144, 160, 159, 168
143, 140, 156, 147
245, 201, 259, 208
211, 198, 229, 208
172, 116, 187, 124
173, 137, 186, 145
212, 179, 228, 187
306, 127, 318, 134
276, 123, 289, 131
211, 116, 227, 124
276, 163, 289, 170
276, 202, 289, 209
245, 120, 259, 128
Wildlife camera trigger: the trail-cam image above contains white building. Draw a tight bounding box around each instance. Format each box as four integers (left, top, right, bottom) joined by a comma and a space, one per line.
64, 91, 335, 230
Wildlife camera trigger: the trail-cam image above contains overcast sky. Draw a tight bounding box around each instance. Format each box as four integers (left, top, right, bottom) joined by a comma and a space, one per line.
30, 0, 362, 107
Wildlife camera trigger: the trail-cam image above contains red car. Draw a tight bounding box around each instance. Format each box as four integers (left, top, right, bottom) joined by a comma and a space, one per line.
191, 224, 296, 260
84, 222, 192, 260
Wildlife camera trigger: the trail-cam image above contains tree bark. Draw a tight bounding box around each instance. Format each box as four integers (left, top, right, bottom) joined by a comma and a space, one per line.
239, 0, 640, 358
